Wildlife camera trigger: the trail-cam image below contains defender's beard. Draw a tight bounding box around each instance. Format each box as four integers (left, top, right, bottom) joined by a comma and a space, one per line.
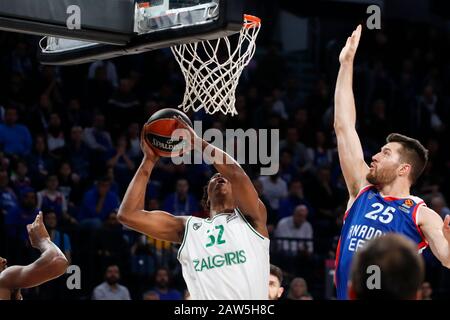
366, 166, 397, 186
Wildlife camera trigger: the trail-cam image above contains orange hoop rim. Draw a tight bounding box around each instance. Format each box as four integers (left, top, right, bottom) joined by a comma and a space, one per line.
243, 14, 261, 29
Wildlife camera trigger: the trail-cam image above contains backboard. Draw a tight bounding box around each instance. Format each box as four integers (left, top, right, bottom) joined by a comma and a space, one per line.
34, 0, 244, 65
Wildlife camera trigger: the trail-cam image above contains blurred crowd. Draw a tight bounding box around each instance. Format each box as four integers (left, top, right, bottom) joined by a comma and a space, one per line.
1, 16, 450, 299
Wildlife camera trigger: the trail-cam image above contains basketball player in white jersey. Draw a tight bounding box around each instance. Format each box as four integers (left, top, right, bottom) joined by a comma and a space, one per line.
118, 117, 269, 300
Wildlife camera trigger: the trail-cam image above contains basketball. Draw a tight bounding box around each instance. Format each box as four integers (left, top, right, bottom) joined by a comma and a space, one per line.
143, 108, 193, 157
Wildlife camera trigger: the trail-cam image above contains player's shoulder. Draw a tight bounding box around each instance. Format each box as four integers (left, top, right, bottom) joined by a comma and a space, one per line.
415, 205, 443, 228
407, 194, 425, 205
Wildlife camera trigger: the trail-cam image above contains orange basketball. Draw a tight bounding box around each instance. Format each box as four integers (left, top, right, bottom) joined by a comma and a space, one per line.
143, 108, 193, 157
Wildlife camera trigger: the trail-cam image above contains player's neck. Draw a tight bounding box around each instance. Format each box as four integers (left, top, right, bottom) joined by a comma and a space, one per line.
378, 181, 411, 198
209, 203, 235, 216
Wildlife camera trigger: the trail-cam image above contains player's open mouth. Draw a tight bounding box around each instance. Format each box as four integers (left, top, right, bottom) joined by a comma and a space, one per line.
216, 178, 226, 184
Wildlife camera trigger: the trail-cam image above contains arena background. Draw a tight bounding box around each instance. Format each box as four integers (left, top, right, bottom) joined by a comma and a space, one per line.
1, 0, 450, 300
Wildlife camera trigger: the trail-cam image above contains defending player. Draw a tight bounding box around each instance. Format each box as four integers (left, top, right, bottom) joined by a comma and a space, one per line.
334, 25, 450, 299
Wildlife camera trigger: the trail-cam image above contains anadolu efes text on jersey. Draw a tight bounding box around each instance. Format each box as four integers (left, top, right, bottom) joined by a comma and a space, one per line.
335, 185, 428, 300
177, 209, 270, 300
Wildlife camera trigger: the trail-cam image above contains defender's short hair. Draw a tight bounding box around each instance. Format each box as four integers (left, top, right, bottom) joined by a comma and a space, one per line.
350, 234, 424, 299
386, 133, 428, 184
270, 264, 283, 285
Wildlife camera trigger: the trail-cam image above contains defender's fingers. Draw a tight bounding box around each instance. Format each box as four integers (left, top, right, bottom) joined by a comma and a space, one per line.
444, 215, 450, 229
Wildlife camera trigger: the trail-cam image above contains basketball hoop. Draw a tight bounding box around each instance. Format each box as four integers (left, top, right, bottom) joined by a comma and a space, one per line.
171, 14, 261, 116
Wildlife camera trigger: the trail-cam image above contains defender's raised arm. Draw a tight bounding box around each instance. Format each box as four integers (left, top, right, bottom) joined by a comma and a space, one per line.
334, 25, 370, 200
0, 213, 68, 291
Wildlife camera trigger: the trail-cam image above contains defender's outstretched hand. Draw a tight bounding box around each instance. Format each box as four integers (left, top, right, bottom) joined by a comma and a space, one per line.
26, 212, 50, 250
444, 215, 450, 244
339, 25, 362, 65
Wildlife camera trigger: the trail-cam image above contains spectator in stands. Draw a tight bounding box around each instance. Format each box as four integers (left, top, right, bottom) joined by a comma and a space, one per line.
258, 173, 288, 212
107, 78, 140, 131
5, 187, 39, 241
306, 130, 333, 168
252, 178, 277, 233
27, 135, 54, 187
92, 265, 131, 300
107, 136, 136, 195
93, 211, 130, 273
278, 179, 312, 220
0, 106, 32, 157
274, 205, 314, 255
85, 66, 114, 110
130, 234, 157, 280
348, 234, 425, 300
421, 282, 433, 300
0, 170, 18, 215
286, 277, 313, 300
127, 122, 142, 162
83, 113, 113, 155
430, 195, 450, 220
163, 179, 199, 216
10, 159, 32, 195
46, 113, 66, 155
43, 210, 72, 264
0, 152, 10, 171
291, 109, 315, 147
88, 60, 119, 88
79, 177, 120, 229
64, 126, 91, 180
36, 175, 68, 221
269, 264, 284, 300
306, 166, 341, 221
143, 290, 160, 300
415, 84, 446, 135
26, 94, 52, 134
279, 128, 312, 172
278, 149, 298, 184
150, 267, 182, 300
62, 98, 89, 128
6, 41, 33, 77
365, 99, 392, 150
57, 161, 83, 210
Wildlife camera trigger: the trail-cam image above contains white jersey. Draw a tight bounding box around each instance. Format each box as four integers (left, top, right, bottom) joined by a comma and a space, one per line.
178, 208, 270, 300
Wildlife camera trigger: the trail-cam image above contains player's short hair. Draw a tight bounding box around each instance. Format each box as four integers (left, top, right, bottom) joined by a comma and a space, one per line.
350, 234, 424, 300
386, 133, 428, 184
270, 264, 283, 285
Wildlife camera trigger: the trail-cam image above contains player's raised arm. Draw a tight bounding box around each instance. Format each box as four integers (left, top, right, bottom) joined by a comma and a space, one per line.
117, 131, 187, 244
174, 117, 268, 238
0, 213, 68, 290
334, 25, 370, 199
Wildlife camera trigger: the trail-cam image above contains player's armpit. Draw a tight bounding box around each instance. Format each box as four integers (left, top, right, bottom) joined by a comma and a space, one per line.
119, 210, 187, 244
419, 206, 450, 269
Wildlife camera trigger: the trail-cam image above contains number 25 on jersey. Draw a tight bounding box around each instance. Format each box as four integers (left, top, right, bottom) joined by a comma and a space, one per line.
364, 203, 395, 224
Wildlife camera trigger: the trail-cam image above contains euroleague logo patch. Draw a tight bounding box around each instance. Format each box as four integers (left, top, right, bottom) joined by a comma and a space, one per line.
403, 199, 414, 208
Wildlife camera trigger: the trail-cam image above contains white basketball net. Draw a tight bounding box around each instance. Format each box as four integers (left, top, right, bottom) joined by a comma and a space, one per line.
171, 15, 261, 116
